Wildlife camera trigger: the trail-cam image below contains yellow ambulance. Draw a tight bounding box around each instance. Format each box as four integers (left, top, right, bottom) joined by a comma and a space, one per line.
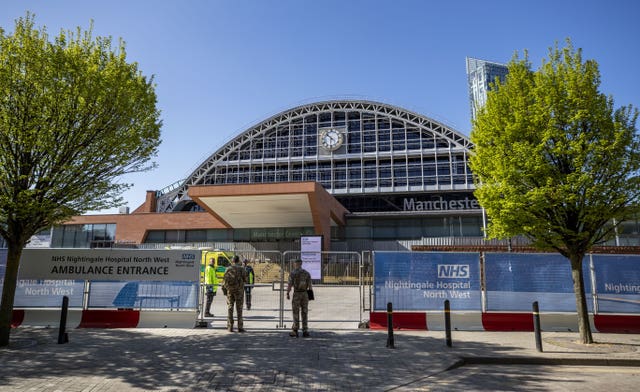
200, 249, 233, 286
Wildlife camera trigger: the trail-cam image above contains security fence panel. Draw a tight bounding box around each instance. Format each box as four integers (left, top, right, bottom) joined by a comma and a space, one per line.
232, 250, 283, 284
592, 254, 640, 313
283, 251, 363, 329
206, 250, 284, 329
88, 281, 198, 310
484, 253, 593, 312
373, 252, 481, 311
360, 251, 373, 316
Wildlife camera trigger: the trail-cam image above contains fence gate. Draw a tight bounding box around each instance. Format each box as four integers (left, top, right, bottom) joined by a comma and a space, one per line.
282, 251, 363, 330
203, 250, 367, 330
216, 250, 285, 329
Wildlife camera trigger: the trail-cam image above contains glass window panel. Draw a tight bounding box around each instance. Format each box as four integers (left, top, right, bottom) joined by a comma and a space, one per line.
185, 230, 206, 242
460, 217, 482, 236
106, 224, 116, 241
394, 178, 407, 187
145, 231, 165, 243
373, 225, 396, 239
377, 118, 390, 129
348, 168, 362, 179
165, 230, 180, 243
423, 218, 447, 236
345, 225, 371, 239
398, 219, 422, 239
207, 229, 231, 241
61, 226, 77, 247
51, 226, 64, 248
234, 229, 251, 241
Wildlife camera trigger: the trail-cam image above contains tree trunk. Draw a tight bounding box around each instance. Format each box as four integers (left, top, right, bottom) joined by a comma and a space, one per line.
569, 253, 594, 344
0, 242, 24, 346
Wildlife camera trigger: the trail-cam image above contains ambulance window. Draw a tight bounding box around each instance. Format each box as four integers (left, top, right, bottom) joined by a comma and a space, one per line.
218, 257, 230, 267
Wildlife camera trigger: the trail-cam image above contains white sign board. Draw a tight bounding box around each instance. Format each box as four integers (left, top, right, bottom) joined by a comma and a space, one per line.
300, 235, 322, 280
18, 249, 200, 282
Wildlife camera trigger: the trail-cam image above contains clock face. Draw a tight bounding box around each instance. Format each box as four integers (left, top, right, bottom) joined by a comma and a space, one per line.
320, 129, 344, 151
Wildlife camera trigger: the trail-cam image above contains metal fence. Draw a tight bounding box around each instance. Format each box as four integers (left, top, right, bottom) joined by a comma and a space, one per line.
191, 250, 368, 329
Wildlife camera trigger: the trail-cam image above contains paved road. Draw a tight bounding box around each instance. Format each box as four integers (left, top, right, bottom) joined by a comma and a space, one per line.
422, 365, 640, 391
1, 327, 639, 391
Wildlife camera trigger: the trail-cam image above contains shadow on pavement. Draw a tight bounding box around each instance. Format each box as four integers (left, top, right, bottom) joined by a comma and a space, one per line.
2, 328, 635, 391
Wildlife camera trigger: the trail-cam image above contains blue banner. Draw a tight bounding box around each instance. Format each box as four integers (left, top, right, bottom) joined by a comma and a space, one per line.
484, 253, 593, 312
12, 279, 85, 308
592, 254, 640, 313
88, 281, 198, 310
374, 252, 481, 311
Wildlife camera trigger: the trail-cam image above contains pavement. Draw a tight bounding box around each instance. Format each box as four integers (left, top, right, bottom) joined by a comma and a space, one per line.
1, 324, 639, 391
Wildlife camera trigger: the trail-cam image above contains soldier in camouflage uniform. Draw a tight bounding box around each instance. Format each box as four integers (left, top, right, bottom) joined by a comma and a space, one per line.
223, 255, 248, 332
286, 259, 312, 337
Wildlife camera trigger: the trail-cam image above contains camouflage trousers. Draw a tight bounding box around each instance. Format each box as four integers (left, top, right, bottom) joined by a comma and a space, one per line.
226, 289, 244, 329
291, 291, 309, 332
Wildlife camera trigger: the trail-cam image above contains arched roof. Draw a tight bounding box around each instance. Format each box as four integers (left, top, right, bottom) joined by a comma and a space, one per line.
156, 100, 472, 213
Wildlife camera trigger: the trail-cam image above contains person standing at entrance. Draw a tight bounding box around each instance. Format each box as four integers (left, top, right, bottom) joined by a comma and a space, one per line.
223, 255, 247, 332
243, 259, 255, 310
286, 259, 312, 337
204, 258, 218, 317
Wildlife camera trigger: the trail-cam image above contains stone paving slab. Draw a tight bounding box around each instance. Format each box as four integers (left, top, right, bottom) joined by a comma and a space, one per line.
1, 327, 639, 391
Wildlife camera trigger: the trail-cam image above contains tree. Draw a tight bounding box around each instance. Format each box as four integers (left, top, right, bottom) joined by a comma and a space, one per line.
0, 14, 161, 346
469, 41, 640, 344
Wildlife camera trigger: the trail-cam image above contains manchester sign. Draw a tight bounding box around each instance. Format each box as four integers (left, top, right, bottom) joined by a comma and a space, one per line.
403, 196, 480, 211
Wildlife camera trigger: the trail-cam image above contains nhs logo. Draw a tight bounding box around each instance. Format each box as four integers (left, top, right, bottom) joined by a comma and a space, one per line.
437, 264, 469, 278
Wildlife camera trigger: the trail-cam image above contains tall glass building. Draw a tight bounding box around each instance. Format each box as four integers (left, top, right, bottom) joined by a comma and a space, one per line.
466, 57, 509, 120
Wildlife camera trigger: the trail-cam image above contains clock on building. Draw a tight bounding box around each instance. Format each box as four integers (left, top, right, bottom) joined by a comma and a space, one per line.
319, 128, 344, 151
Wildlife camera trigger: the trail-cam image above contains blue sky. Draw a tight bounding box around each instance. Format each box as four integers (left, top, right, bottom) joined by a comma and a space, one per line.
2, 0, 639, 214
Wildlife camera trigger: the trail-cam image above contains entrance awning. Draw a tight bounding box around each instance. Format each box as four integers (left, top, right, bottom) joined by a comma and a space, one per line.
188, 182, 348, 247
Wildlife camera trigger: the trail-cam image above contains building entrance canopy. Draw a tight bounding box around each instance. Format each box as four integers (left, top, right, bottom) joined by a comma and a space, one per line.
188, 182, 348, 248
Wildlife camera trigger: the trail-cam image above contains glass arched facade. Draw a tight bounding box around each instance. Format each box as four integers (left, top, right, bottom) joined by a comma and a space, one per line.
157, 100, 475, 214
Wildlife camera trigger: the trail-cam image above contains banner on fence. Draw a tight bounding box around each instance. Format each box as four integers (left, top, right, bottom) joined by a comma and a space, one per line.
484, 253, 593, 312
592, 254, 640, 313
18, 249, 200, 282
373, 252, 481, 311
13, 279, 85, 307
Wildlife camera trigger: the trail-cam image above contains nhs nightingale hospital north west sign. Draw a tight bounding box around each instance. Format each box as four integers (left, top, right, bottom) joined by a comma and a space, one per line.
18, 249, 200, 282
373, 252, 481, 311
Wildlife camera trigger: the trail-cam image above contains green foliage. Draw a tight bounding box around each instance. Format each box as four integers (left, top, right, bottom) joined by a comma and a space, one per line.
0, 13, 161, 241
470, 40, 640, 258
0, 12, 162, 346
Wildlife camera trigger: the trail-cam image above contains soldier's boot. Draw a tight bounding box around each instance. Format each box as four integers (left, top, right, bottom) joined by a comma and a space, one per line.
302, 331, 310, 338
289, 330, 298, 338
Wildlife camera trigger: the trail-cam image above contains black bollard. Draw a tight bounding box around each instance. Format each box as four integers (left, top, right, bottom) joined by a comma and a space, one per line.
532, 301, 543, 352
58, 295, 69, 344
386, 302, 395, 348
444, 299, 452, 347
